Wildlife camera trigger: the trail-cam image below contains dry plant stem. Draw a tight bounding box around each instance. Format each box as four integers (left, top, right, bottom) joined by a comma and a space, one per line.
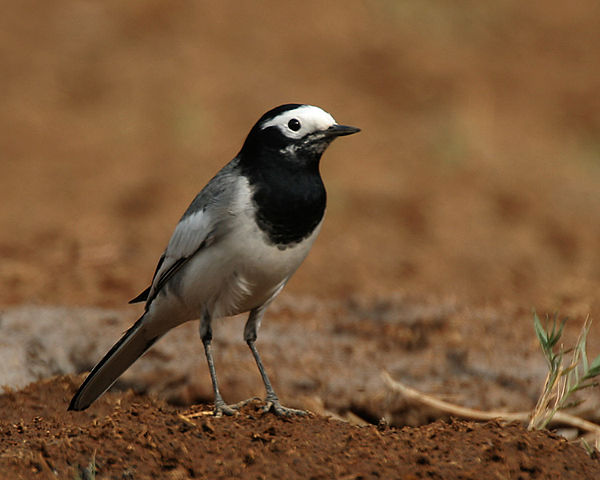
382, 371, 600, 437
528, 315, 600, 431
529, 362, 563, 430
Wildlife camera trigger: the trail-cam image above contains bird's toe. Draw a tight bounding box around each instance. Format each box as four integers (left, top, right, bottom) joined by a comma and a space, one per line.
262, 399, 307, 417
213, 397, 261, 417
213, 400, 240, 417
213, 404, 238, 417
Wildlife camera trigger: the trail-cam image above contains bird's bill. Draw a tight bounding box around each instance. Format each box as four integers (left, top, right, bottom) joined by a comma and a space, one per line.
325, 124, 361, 137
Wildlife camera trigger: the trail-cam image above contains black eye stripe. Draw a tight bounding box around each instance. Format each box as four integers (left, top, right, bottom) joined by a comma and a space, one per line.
288, 118, 301, 131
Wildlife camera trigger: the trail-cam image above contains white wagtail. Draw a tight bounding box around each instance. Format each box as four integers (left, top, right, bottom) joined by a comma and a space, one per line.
69, 104, 359, 416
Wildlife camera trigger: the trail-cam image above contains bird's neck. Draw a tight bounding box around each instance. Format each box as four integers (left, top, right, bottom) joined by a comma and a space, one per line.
239, 150, 326, 247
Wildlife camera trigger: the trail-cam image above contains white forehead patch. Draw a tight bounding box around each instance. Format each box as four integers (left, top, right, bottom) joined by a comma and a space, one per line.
260, 105, 336, 140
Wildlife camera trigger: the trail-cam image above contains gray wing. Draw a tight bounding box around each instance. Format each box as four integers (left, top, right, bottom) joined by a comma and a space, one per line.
130, 159, 241, 307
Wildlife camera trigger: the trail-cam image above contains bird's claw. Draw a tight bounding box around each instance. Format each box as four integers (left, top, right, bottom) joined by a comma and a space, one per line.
213, 403, 238, 417
211, 395, 305, 417
213, 397, 260, 417
261, 397, 306, 417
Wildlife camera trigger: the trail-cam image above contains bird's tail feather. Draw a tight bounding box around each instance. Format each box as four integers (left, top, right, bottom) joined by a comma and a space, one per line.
68, 312, 162, 411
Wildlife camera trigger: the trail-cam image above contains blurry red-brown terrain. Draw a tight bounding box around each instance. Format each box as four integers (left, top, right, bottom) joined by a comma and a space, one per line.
2, 1, 600, 478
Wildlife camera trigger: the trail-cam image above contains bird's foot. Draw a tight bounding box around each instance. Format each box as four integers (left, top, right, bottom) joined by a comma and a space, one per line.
177, 397, 260, 423
261, 395, 306, 417
213, 397, 260, 417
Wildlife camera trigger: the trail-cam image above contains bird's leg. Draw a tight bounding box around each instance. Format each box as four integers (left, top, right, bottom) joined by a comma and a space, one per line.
244, 308, 306, 416
199, 311, 240, 417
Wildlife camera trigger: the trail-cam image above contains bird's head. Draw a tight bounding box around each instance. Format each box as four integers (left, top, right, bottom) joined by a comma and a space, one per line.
240, 104, 360, 165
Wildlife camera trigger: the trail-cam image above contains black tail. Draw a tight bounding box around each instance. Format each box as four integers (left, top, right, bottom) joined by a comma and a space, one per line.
68, 313, 161, 411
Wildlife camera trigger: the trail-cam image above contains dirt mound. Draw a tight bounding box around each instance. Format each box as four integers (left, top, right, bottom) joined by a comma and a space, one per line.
1, 376, 598, 479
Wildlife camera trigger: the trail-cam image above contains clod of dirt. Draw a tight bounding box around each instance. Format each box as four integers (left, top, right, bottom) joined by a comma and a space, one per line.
1, 376, 599, 479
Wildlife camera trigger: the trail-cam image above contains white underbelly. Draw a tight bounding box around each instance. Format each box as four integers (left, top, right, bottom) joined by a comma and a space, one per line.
175, 217, 322, 319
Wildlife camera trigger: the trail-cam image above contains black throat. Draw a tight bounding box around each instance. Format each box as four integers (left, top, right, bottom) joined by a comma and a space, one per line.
239, 147, 327, 248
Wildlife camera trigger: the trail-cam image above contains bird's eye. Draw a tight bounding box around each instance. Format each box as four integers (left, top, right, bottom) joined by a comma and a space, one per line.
288, 118, 301, 131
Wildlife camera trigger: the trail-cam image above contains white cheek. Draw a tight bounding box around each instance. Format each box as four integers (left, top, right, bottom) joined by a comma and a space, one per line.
281, 126, 308, 140
261, 105, 336, 138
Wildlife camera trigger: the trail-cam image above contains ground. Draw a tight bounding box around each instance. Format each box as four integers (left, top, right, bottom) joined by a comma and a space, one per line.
1, 377, 599, 479
2, 1, 600, 478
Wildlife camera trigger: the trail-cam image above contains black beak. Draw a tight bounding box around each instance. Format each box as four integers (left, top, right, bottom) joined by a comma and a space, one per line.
325, 124, 361, 137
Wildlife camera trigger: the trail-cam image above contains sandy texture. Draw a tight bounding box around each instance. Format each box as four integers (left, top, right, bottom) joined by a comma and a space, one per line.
1, 377, 599, 479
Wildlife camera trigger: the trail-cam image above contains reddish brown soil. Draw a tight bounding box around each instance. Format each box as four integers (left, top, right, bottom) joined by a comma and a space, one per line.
2, 1, 600, 478
1, 376, 599, 479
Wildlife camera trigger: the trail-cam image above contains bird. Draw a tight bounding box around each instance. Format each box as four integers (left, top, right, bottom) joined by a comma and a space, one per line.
68, 104, 360, 416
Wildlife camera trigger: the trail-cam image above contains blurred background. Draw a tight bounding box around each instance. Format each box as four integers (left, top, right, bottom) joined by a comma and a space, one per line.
2, 0, 600, 317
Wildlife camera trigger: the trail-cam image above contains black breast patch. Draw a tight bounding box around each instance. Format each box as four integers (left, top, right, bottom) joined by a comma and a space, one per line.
245, 163, 326, 247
